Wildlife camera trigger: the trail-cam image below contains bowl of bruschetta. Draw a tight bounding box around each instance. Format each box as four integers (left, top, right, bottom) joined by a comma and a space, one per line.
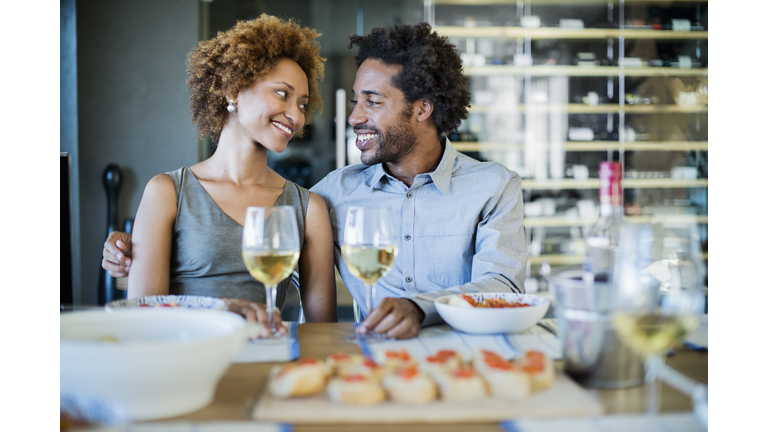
434, 292, 550, 334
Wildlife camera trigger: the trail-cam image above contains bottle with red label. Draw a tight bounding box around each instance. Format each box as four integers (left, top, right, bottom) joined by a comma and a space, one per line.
583, 161, 623, 284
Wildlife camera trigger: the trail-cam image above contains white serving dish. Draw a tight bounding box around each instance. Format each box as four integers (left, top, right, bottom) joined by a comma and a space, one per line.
60, 309, 257, 421
434, 293, 550, 334
105, 295, 225, 311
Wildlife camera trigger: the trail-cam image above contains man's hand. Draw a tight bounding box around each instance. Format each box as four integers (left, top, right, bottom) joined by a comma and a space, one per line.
102, 231, 133, 277
357, 297, 425, 339
221, 298, 288, 338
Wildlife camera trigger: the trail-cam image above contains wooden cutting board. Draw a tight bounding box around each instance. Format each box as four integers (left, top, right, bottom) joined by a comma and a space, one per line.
251, 373, 604, 423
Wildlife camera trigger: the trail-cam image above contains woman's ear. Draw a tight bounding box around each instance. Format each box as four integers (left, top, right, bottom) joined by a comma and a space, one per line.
414, 99, 434, 123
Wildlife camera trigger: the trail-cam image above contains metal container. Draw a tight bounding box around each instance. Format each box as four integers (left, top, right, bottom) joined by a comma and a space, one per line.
549, 269, 644, 388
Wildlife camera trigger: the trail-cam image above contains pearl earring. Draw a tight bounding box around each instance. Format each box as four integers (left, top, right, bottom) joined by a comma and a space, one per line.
227, 99, 236, 113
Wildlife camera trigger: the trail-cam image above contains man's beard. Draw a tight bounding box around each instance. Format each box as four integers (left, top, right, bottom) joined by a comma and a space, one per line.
360, 108, 416, 166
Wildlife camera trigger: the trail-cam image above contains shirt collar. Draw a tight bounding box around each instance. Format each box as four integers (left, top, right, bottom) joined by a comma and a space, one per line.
369, 163, 389, 190
367, 137, 458, 194
427, 137, 457, 195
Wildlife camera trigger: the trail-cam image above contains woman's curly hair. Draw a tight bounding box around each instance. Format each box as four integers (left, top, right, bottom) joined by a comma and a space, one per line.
348, 22, 470, 137
187, 14, 325, 143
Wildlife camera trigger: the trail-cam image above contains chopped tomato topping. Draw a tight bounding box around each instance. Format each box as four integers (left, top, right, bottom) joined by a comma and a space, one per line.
459, 294, 477, 306
299, 358, 318, 365
396, 366, 419, 380
521, 351, 546, 373
482, 350, 514, 370
385, 349, 411, 361
426, 349, 457, 363
453, 366, 475, 378
363, 357, 378, 368
329, 352, 350, 361
522, 363, 544, 373
343, 374, 367, 382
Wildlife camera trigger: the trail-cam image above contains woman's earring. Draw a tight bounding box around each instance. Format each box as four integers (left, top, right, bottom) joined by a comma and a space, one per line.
227, 99, 236, 113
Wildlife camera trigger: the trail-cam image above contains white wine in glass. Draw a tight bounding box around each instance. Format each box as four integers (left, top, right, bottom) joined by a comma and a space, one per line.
242, 206, 300, 338
611, 220, 705, 414
341, 206, 398, 343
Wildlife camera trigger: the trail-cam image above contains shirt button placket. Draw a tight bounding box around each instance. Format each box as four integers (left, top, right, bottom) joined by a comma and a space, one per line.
402, 189, 416, 294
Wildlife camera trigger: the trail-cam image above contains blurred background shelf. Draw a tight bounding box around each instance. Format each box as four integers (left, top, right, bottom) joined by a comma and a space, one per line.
464, 65, 708, 77
429, 0, 709, 292
434, 0, 705, 5
434, 26, 707, 40
453, 141, 708, 152
528, 250, 708, 267
520, 178, 707, 189
524, 214, 707, 227
469, 104, 707, 114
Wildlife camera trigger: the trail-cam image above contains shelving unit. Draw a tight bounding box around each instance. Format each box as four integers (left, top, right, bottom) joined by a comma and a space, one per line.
464, 65, 708, 77
425, 0, 709, 284
434, 26, 707, 40
452, 141, 708, 152
519, 178, 707, 190
469, 104, 707, 114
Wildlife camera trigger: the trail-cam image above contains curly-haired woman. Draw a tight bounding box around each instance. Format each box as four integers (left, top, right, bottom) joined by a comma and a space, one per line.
106, 15, 337, 332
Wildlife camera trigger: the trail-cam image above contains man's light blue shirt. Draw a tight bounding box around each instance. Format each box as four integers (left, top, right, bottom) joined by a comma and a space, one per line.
310, 138, 527, 326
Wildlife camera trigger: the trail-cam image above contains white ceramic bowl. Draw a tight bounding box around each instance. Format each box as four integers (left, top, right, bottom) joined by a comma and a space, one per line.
60, 309, 256, 421
434, 292, 550, 334
105, 295, 225, 311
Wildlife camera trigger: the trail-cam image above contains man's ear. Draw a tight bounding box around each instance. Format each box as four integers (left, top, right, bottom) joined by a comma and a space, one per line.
413, 99, 434, 123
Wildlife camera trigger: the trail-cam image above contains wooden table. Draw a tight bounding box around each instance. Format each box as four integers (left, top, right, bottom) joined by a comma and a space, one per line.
172, 323, 707, 431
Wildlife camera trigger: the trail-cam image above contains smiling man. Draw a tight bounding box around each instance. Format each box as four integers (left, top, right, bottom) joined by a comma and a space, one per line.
101, 22, 527, 340
309, 23, 527, 339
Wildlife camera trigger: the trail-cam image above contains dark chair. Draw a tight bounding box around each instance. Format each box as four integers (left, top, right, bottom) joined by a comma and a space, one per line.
280, 271, 305, 323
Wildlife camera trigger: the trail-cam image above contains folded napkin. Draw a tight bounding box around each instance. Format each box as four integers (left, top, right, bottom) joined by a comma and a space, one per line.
359, 323, 562, 362
230, 322, 300, 364
501, 413, 706, 432
94, 422, 291, 431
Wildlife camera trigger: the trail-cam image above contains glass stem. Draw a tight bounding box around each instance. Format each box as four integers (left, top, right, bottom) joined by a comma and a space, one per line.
367, 283, 374, 318
266, 285, 277, 335
644, 354, 665, 415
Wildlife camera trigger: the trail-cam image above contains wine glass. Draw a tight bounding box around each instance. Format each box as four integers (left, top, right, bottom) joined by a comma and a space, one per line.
242, 206, 300, 339
611, 219, 706, 414
341, 206, 398, 343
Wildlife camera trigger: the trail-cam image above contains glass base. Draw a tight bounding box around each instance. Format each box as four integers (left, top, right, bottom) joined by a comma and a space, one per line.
250, 332, 289, 345
345, 332, 393, 344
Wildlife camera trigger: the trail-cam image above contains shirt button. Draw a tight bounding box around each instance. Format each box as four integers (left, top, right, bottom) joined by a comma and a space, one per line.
404, 235, 412, 241
406, 192, 413, 199
405, 277, 413, 283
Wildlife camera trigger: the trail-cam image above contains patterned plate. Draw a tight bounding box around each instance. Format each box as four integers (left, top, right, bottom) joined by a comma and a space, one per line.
105, 295, 226, 311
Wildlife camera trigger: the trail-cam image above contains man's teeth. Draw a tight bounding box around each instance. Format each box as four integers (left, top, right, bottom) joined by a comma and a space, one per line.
357, 134, 379, 141
272, 122, 292, 134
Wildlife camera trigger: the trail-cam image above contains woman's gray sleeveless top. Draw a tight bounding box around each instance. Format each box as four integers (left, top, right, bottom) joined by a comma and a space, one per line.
165, 167, 308, 308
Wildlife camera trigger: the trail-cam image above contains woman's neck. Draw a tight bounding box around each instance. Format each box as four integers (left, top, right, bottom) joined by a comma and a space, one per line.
200, 125, 272, 186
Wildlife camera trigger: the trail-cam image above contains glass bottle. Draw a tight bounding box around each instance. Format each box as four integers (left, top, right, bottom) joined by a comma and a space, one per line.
583, 161, 623, 284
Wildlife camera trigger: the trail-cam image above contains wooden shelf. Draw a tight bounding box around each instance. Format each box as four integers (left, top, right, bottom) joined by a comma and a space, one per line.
434, 0, 705, 4
469, 103, 707, 114
520, 178, 707, 190
434, 26, 708, 40
453, 141, 708, 152
528, 250, 708, 267
464, 65, 708, 77
528, 255, 583, 266
523, 215, 708, 227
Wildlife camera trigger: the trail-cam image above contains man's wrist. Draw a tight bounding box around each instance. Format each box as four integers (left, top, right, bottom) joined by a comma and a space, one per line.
405, 298, 426, 323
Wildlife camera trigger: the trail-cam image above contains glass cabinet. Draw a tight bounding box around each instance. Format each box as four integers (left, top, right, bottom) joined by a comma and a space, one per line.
423, 0, 708, 292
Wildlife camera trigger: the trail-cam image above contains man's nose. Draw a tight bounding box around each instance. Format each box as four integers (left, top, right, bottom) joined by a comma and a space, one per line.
348, 102, 366, 127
